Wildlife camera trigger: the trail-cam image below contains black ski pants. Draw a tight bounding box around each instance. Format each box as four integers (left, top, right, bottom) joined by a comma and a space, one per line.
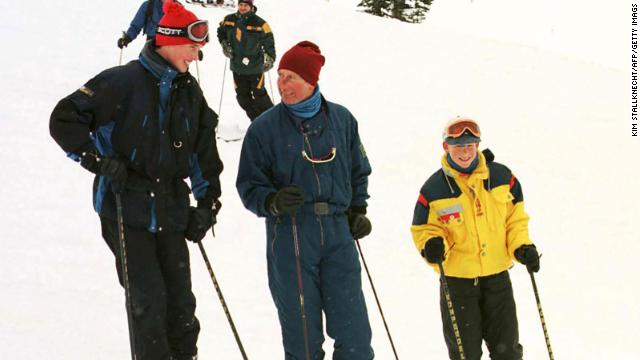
233, 72, 273, 121
101, 219, 200, 360
440, 270, 523, 360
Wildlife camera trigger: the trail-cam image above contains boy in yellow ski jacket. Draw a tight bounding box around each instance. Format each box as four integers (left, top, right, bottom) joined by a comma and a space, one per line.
410, 117, 541, 360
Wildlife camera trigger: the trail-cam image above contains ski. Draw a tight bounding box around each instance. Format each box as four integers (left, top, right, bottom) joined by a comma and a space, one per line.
185, 0, 236, 10
216, 123, 245, 143
217, 135, 244, 143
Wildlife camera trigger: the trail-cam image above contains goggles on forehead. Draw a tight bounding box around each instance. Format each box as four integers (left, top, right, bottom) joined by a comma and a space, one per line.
444, 119, 481, 139
157, 20, 209, 43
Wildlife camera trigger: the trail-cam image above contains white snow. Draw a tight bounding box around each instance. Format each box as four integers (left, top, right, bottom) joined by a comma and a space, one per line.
0, 0, 634, 358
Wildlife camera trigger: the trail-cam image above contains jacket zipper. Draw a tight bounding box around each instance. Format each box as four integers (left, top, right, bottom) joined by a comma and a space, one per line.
303, 133, 322, 196
303, 133, 325, 247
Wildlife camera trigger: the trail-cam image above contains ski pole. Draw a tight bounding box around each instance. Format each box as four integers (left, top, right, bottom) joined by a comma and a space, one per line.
114, 190, 137, 360
195, 59, 200, 84
267, 70, 274, 101
119, 31, 125, 66
355, 239, 399, 360
529, 271, 554, 360
218, 58, 228, 117
437, 262, 465, 360
291, 214, 312, 360
197, 227, 248, 360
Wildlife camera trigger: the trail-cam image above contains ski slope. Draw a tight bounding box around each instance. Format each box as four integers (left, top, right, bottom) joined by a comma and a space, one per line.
0, 0, 633, 358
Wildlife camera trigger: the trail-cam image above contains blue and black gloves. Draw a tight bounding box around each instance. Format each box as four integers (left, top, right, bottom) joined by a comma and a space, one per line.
347, 207, 372, 240
263, 53, 275, 72
422, 236, 445, 264
117, 33, 132, 49
80, 150, 127, 184
266, 186, 305, 215
220, 41, 233, 59
514, 244, 540, 273
186, 200, 221, 242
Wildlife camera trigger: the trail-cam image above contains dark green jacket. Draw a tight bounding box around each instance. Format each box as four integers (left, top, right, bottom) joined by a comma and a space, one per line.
217, 9, 275, 75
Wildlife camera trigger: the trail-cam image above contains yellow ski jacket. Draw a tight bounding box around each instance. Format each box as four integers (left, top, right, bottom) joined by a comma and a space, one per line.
410, 151, 533, 278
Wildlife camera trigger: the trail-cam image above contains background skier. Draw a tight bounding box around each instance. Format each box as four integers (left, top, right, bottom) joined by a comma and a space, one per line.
236, 41, 375, 359
50, 3, 222, 359
117, 0, 174, 49
217, 0, 276, 121
410, 117, 541, 360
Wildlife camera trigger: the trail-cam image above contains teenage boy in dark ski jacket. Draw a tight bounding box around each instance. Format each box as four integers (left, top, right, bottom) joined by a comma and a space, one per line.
117, 0, 173, 49
217, 0, 276, 120
410, 118, 541, 360
50, 3, 222, 359
237, 41, 375, 359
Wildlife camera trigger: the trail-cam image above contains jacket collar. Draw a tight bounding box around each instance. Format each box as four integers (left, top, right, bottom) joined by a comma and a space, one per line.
237, 9, 255, 21
139, 40, 181, 82
441, 151, 489, 183
283, 96, 330, 133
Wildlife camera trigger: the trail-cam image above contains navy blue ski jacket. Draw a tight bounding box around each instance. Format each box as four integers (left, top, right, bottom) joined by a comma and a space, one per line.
236, 98, 371, 218
50, 41, 223, 233
126, 0, 164, 41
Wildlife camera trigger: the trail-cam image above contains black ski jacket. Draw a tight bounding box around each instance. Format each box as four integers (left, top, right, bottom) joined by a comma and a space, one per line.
50, 42, 223, 232
217, 9, 275, 75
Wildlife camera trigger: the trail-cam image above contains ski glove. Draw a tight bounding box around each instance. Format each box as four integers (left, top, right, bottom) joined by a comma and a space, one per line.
266, 186, 304, 215
80, 151, 127, 184
514, 244, 540, 273
347, 207, 372, 240
117, 33, 132, 49
263, 53, 275, 72
422, 236, 445, 264
220, 41, 233, 59
185, 202, 219, 242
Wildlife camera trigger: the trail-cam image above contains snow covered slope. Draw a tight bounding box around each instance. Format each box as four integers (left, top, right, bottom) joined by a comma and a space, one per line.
0, 0, 633, 358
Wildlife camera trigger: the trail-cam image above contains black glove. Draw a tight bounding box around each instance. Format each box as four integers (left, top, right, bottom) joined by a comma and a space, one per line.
514, 244, 540, 273
220, 41, 233, 58
263, 53, 274, 72
80, 151, 127, 183
117, 33, 132, 49
347, 207, 371, 240
266, 186, 304, 215
421, 236, 445, 264
185, 204, 218, 242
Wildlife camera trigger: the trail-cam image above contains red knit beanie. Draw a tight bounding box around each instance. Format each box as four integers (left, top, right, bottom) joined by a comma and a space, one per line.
278, 41, 325, 87
238, 0, 254, 6
156, 2, 206, 46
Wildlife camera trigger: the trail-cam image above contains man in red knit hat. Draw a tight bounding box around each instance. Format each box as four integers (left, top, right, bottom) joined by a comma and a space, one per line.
237, 41, 375, 359
50, 3, 222, 359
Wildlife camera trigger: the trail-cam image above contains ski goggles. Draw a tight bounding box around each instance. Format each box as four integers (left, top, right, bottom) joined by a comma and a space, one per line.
302, 147, 336, 164
444, 119, 481, 139
157, 20, 209, 43
300, 118, 337, 164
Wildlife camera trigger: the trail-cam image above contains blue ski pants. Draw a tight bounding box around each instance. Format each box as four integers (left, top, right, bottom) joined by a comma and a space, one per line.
266, 212, 374, 359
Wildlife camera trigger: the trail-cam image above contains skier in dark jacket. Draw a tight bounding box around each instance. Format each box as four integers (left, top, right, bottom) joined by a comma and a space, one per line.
50, 3, 222, 359
237, 41, 374, 359
117, 0, 173, 49
217, 0, 276, 121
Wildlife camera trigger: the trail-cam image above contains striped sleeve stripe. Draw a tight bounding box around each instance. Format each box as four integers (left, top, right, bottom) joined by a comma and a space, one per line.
418, 193, 428, 207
